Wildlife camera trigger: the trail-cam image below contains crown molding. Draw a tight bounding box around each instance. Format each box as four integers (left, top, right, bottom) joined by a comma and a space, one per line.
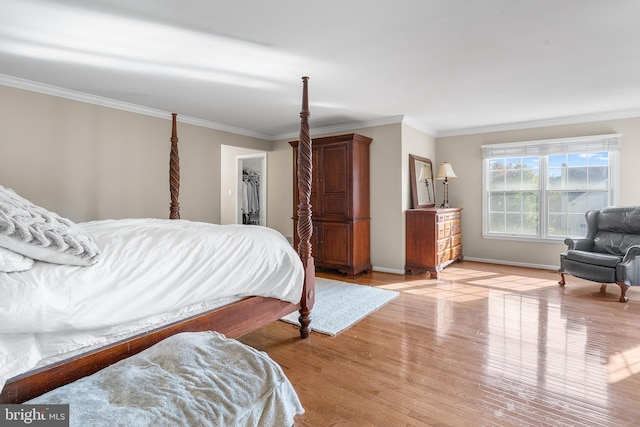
272, 115, 412, 141
175, 115, 271, 140
436, 109, 640, 138
5, 73, 639, 141
312, 115, 405, 137
0, 74, 271, 140
401, 115, 437, 137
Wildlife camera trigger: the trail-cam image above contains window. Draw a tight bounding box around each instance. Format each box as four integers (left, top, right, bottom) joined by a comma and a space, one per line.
482, 134, 619, 241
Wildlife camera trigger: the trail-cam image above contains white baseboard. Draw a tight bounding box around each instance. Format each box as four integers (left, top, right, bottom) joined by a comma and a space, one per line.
371, 266, 405, 275
341, 259, 558, 277
462, 256, 559, 271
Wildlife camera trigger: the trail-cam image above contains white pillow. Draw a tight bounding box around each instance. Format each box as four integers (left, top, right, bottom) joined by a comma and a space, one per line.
0, 185, 101, 266
0, 246, 34, 272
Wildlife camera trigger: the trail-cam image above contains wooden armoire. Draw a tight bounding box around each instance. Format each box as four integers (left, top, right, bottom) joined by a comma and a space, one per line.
290, 133, 372, 278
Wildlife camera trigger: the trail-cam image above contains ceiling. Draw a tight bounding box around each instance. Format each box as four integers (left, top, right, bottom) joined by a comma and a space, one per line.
2, 0, 640, 140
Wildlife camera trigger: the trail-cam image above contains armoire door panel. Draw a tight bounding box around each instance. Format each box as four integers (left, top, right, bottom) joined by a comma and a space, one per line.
310, 148, 321, 214
323, 195, 348, 216
320, 144, 349, 217
322, 145, 348, 193
320, 222, 351, 265
312, 222, 323, 262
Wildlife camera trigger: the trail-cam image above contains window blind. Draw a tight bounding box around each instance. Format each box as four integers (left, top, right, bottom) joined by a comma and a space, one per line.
481, 134, 620, 158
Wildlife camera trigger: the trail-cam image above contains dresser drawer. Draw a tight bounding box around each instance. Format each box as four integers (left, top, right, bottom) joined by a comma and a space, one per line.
451, 233, 462, 247
451, 244, 462, 259
438, 221, 451, 240
436, 212, 460, 222
437, 238, 451, 252
437, 250, 451, 264
451, 219, 461, 235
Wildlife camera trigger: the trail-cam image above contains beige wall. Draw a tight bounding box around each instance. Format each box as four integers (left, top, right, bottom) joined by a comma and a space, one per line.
0, 84, 269, 224
268, 141, 295, 238
353, 124, 405, 272
436, 117, 640, 269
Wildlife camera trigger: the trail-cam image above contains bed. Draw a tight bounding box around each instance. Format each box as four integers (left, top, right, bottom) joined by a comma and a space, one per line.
0, 77, 315, 404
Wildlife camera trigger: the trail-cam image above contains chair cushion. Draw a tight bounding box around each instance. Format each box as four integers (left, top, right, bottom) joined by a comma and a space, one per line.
565, 250, 622, 268
593, 231, 640, 256
564, 259, 617, 284
598, 206, 640, 234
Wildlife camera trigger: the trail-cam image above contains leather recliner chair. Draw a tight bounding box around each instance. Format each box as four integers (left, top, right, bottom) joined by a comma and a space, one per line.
559, 206, 640, 302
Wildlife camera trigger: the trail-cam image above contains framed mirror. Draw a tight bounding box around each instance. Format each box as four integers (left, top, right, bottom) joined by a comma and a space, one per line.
409, 154, 436, 208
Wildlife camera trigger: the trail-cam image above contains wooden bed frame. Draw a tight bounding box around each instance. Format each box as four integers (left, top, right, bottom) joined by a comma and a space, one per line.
0, 77, 315, 404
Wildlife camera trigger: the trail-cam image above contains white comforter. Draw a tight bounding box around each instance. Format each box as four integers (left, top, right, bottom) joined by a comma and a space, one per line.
0, 218, 304, 391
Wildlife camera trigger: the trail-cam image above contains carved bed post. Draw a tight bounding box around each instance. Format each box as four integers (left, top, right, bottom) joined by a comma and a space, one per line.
297, 76, 315, 338
169, 113, 180, 219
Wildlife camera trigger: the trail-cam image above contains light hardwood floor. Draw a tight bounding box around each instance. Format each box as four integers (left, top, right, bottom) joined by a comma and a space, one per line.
239, 261, 640, 426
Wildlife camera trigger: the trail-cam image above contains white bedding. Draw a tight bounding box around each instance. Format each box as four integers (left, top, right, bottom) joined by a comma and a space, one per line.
0, 218, 304, 392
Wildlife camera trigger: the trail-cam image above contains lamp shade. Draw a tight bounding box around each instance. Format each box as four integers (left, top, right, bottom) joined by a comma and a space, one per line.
417, 164, 430, 183
436, 162, 457, 180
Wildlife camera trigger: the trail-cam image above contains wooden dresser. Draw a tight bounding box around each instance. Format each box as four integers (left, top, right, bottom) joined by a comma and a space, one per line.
290, 133, 372, 278
405, 208, 463, 278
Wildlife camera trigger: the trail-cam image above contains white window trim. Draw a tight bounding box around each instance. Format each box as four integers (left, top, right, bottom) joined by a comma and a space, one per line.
481, 134, 620, 242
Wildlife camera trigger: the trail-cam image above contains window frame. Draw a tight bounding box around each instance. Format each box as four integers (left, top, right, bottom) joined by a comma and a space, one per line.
481, 134, 620, 243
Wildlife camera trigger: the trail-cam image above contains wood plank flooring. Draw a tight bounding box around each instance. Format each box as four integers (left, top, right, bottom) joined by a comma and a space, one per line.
239, 261, 640, 426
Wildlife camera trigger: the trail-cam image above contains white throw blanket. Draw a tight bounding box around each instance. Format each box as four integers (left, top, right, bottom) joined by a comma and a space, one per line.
28, 331, 304, 426
0, 184, 100, 266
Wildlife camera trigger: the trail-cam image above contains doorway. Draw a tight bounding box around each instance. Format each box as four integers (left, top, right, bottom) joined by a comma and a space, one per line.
237, 153, 267, 226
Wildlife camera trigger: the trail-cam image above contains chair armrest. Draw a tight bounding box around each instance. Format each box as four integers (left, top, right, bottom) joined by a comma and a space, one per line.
564, 238, 593, 252
622, 245, 640, 264
617, 245, 640, 286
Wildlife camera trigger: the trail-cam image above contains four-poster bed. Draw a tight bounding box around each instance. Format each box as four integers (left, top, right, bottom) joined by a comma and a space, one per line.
0, 77, 315, 404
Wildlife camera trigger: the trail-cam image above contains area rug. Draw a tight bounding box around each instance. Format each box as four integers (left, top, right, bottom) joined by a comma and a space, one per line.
281, 277, 399, 336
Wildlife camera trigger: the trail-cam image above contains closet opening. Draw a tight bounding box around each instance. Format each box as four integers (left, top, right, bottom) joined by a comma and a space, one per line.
236, 153, 266, 226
